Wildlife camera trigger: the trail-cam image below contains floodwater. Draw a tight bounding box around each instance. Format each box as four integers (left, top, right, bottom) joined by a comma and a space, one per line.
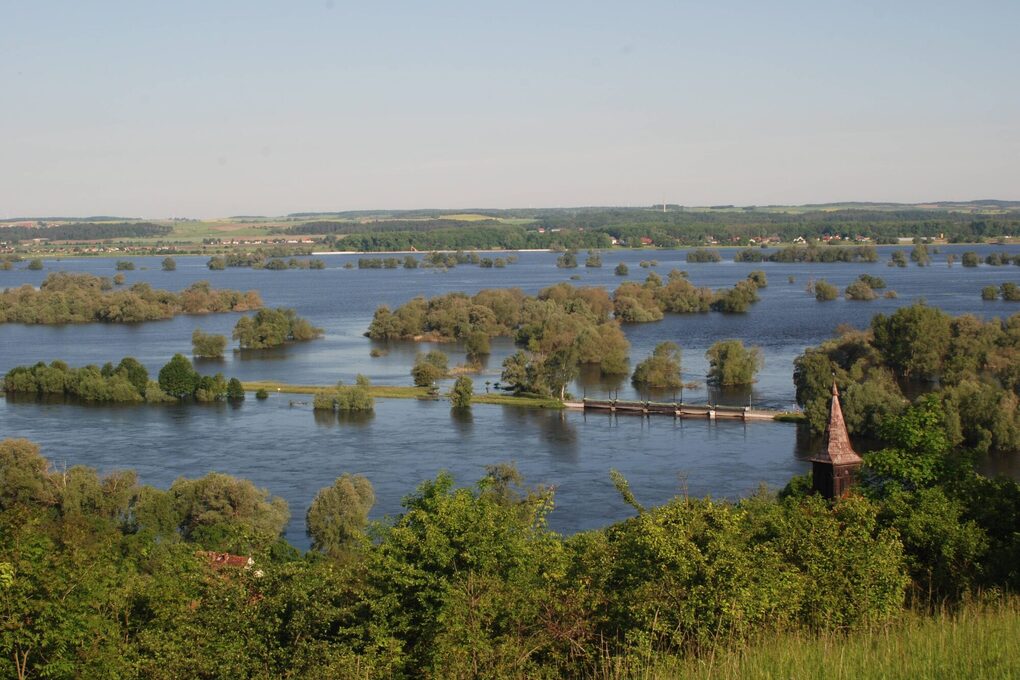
2, 245, 1018, 546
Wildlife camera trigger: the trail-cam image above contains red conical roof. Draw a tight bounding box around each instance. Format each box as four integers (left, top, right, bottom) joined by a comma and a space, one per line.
809, 382, 863, 466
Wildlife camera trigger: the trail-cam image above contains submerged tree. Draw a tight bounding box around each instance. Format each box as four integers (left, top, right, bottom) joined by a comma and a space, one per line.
706, 339, 763, 386
412, 350, 449, 388
192, 329, 227, 358
449, 375, 473, 408
306, 473, 375, 556
631, 342, 682, 389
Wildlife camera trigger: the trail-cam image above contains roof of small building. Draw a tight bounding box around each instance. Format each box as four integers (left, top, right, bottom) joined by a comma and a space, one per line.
199, 551, 253, 569
809, 382, 863, 466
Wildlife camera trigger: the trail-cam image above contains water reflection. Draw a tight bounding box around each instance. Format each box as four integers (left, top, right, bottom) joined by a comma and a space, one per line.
337, 411, 375, 427
313, 409, 337, 428
707, 384, 753, 407
576, 364, 627, 395
450, 407, 474, 435
236, 346, 290, 361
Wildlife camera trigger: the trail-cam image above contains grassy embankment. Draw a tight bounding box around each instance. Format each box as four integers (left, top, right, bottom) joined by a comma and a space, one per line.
632, 596, 1020, 679
242, 380, 805, 416
241, 380, 564, 409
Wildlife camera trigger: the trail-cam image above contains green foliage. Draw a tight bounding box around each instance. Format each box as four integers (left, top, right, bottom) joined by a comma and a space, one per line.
614, 261, 629, 276
1002, 282, 1020, 301
0, 272, 261, 324
747, 270, 767, 287
233, 307, 323, 349
367, 283, 633, 377
911, 243, 931, 266
711, 279, 760, 312
314, 384, 375, 412
706, 339, 763, 385
306, 474, 375, 556
27, 258, 43, 270
793, 329, 906, 436
191, 328, 227, 358
631, 341, 682, 389
169, 472, 289, 551
982, 285, 999, 300
584, 249, 602, 267
158, 353, 200, 398
797, 307, 1020, 451
464, 330, 490, 357
890, 250, 908, 267
813, 279, 838, 301
115, 260, 135, 271
686, 248, 721, 262
857, 273, 886, 289
255, 387, 269, 399
769, 245, 878, 263
872, 303, 951, 379
735, 247, 764, 262
194, 372, 228, 402
161, 256, 176, 271
411, 350, 448, 387
2, 436, 1018, 678
226, 377, 245, 400
961, 251, 980, 267
3, 357, 153, 403
845, 279, 877, 300
555, 249, 578, 268
449, 375, 473, 408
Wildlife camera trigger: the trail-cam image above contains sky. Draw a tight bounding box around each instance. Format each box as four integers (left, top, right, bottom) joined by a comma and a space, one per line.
1, 0, 1018, 217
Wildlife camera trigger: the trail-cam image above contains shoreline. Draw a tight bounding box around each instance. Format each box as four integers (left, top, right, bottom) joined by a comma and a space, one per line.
240, 380, 803, 420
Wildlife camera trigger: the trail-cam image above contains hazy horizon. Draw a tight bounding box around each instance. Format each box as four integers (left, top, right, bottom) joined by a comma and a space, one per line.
3, 1, 1018, 217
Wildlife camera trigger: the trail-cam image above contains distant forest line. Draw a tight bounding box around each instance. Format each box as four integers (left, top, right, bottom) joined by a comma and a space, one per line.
2, 205, 1020, 252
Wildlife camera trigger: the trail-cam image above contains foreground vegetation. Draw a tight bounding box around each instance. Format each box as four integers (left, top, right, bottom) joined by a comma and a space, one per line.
655, 596, 1020, 679
0, 273, 261, 324
2, 388, 1018, 678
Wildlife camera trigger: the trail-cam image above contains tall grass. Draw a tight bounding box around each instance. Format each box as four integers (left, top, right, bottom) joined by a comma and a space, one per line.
601, 596, 1020, 679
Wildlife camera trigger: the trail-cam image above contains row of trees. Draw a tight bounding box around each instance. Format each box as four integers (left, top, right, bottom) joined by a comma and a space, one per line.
6, 408, 1018, 678
313, 375, 375, 412
982, 283, 1020, 301
794, 303, 1020, 452
614, 270, 764, 320
629, 340, 763, 389
283, 206, 1020, 251
208, 255, 325, 270
3, 354, 244, 403
0, 273, 262, 324
0, 221, 171, 243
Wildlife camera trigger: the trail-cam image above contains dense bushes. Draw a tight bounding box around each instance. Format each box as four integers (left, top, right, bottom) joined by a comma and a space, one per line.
767, 245, 878, 263
631, 342, 682, 388
3, 354, 243, 404
706, 339, 763, 385
313, 379, 375, 412
0, 441, 930, 679
192, 328, 227, 358
686, 248, 721, 262
369, 284, 630, 377
794, 304, 1020, 452
233, 307, 323, 349
812, 279, 839, 301
0, 273, 262, 324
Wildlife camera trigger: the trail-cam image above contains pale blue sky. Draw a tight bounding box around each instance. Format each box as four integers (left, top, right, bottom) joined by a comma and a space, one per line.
2, 1, 1017, 217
